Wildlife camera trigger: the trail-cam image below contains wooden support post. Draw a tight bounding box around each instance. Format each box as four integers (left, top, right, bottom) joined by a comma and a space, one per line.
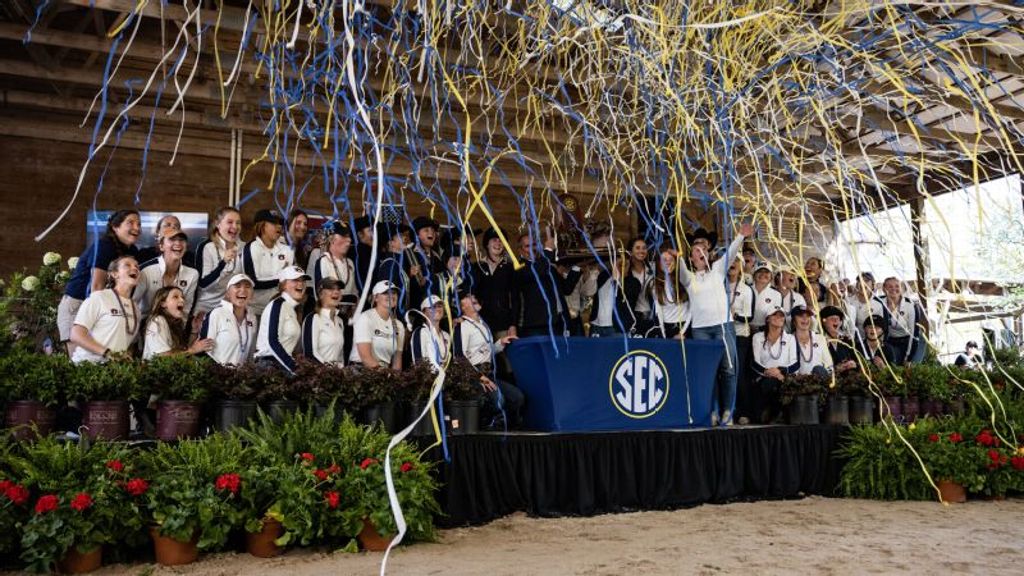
910, 196, 930, 340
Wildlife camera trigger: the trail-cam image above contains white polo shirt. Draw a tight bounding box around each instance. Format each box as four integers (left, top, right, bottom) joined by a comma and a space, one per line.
795, 332, 833, 375
410, 323, 450, 370
349, 308, 406, 366
133, 256, 199, 320
731, 281, 755, 338
243, 240, 294, 316
71, 289, 140, 364
453, 316, 505, 367
143, 315, 175, 359
751, 284, 783, 330
195, 236, 245, 314
254, 293, 302, 371
201, 300, 256, 366
751, 331, 798, 373
302, 308, 346, 365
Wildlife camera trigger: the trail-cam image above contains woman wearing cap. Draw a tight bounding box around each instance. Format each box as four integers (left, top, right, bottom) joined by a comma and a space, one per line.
137, 214, 182, 263
69, 256, 142, 363
59, 209, 141, 353
791, 306, 832, 375
301, 278, 346, 365
471, 227, 517, 339
244, 209, 294, 316
142, 286, 215, 359
820, 306, 857, 373
749, 261, 782, 333
679, 223, 753, 427
410, 296, 450, 370
856, 314, 897, 369
134, 228, 199, 323
350, 281, 406, 369
195, 207, 244, 315
200, 274, 257, 366
454, 291, 524, 428
750, 306, 799, 423
253, 266, 308, 372
313, 222, 357, 301
728, 256, 755, 422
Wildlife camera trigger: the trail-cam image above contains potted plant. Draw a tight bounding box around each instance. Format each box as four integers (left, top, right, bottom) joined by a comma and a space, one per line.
208, 362, 268, 431
139, 435, 246, 565
919, 429, 985, 503
291, 359, 346, 420
868, 367, 903, 421
442, 359, 487, 435
837, 370, 874, 424
255, 368, 299, 423
140, 355, 212, 441
345, 367, 401, 433
69, 359, 140, 441
402, 361, 441, 437
2, 350, 66, 440
237, 460, 291, 557
779, 373, 826, 425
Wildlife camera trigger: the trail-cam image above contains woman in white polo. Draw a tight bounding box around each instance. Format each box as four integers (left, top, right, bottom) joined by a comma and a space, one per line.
243, 209, 294, 316
349, 280, 406, 369
142, 286, 214, 359
410, 295, 450, 370
134, 228, 199, 322
195, 207, 245, 315
254, 266, 308, 372
69, 256, 142, 363
301, 278, 346, 365
200, 274, 258, 366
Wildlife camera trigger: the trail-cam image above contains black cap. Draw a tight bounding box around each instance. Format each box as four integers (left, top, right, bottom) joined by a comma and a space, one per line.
819, 305, 845, 321
482, 227, 500, 245
377, 222, 406, 241
353, 216, 372, 233
254, 209, 284, 226
966, 340, 979, 349
340, 294, 358, 307
413, 216, 439, 233
328, 221, 352, 238
864, 314, 888, 330
686, 228, 718, 248
791, 305, 814, 317
318, 278, 344, 292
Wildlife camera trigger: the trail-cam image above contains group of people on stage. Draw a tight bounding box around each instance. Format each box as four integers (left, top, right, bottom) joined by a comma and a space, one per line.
57, 207, 930, 429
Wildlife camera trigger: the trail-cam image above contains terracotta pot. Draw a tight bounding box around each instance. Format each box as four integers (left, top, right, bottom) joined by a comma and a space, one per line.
246, 518, 284, 558
937, 480, 966, 504
149, 526, 199, 566
83, 401, 130, 440
358, 518, 392, 552
155, 400, 203, 441
5, 400, 56, 441
59, 546, 102, 574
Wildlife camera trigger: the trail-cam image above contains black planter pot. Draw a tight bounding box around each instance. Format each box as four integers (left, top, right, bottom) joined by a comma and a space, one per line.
361, 402, 398, 433
314, 403, 346, 424
444, 399, 481, 435
920, 399, 943, 417
265, 400, 300, 423
825, 395, 849, 425
213, 400, 258, 432
787, 395, 819, 425
407, 400, 437, 437
848, 396, 875, 425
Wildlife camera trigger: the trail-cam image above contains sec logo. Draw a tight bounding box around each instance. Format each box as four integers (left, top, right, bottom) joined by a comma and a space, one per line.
608, 351, 669, 419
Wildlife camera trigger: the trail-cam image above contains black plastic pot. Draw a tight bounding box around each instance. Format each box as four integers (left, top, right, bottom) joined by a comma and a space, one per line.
361, 402, 398, 433
314, 403, 346, 424
825, 395, 849, 425
213, 400, 258, 432
444, 399, 481, 435
787, 395, 819, 425
921, 399, 943, 417
848, 396, 875, 425
265, 400, 300, 423
407, 400, 437, 437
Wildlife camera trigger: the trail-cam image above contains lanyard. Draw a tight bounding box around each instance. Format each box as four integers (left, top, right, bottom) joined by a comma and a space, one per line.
234, 313, 250, 360
114, 291, 137, 336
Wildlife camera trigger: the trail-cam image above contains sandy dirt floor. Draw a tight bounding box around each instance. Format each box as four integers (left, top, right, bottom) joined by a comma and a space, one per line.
37, 497, 1024, 575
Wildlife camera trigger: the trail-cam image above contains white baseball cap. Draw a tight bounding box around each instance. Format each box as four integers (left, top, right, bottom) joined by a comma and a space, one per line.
420, 295, 443, 310
226, 273, 254, 288
753, 261, 773, 274
767, 304, 786, 317
372, 280, 398, 295
277, 266, 311, 282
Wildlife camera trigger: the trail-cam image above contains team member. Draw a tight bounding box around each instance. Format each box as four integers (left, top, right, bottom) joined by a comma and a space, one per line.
243, 209, 294, 316
410, 216, 446, 309
626, 237, 654, 332
301, 278, 346, 365
284, 209, 311, 269
253, 266, 308, 372
352, 216, 375, 290
312, 221, 357, 301
728, 257, 755, 424
511, 230, 582, 337
742, 246, 757, 285
750, 306, 799, 423
194, 207, 245, 315
409, 295, 450, 370
137, 214, 182, 263
142, 286, 214, 359
954, 341, 983, 369
847, 272, 882, 338
649, 246, 691, 338
820, 305, 858, 373
801, 257, 828, 304
453, 291, 524, 428
350, 281, 406, 369
134, 228, 199, 322
200, 274, 257, 366
749, 261, 782, 332
679, 224, 752, 427
373, 223, 413, 313
774, 266, 807, 327
69, 256, 142, 364
878, 277, 926, 364
856, 315, 897, 369
59, 209, 141, 349
791, 306, 832, 375
589, 260, 642, 337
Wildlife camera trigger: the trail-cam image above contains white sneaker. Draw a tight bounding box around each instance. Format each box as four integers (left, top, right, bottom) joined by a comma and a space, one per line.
721, 410, 733, 426
710, 412, 720, 427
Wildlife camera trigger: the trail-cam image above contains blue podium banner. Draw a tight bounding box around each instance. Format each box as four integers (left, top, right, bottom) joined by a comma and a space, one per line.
505, 336, 725, 432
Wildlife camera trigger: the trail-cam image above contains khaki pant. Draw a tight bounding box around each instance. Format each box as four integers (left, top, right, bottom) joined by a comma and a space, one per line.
57, 295, 83, 342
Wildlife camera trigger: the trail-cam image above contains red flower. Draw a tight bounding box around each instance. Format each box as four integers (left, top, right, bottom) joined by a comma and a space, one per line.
360, 458, 378, 470
976, 431, 995, 447
400, 462, 414, 473
324, 491, 340, 509
1012, 456, 1024, 471
105, 460, 124, 473
0, 480, 11, 492
34, 494, 59, 514
300, 453, 315, 464
948, 432, 963, 444
125, 478, 149, 497
927, 434, 939, 443
215, 473, 241, 494
327, 464, 341, 475
70, 492, 93, 512
314, 469, 329, 482
5, 484, 29, 506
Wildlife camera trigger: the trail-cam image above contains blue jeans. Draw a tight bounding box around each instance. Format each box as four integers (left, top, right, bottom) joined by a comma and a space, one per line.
589, 325, 621, 338
691, 322, 738, 417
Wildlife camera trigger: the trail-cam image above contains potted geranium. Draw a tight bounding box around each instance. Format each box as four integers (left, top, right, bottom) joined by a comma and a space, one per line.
140, 355, 212, 441
69, 359, 141, 441
919, 429, 985, 503
208, 362, 270, 431
1, 350, 66, 440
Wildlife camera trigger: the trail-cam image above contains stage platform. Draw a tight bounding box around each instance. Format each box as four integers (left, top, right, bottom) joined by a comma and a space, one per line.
433, 425, 847, 527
